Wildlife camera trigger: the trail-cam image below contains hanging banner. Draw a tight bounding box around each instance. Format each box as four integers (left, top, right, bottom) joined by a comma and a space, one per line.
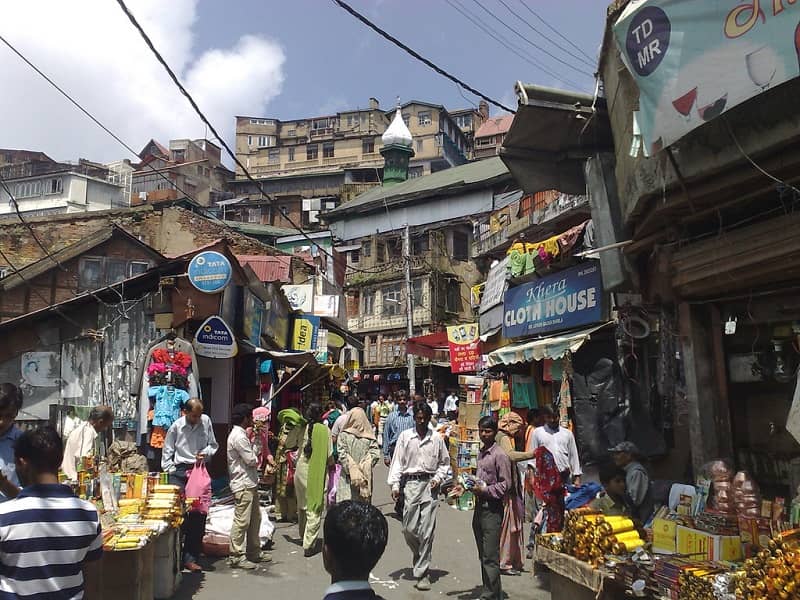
613, 1, 800, 154
447, 324, 481, 374
313, 295, 340, 318
262, 283, 290, 350
503, 263, 603, 339
283, 285, 313, 313
187, 251, 232, 294
194, 316, 238, 358
292, 315, 320, 352
243, 289, 265, 348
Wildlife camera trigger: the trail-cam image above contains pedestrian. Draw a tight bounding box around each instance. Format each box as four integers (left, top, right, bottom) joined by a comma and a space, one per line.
227, 403, 272, 570
0, 383, 23, 501
443, 390, 459, 421
590, 463, 631, 517
387, 401, 449, 591
452, 416, 512, 600
331, 395, 359, 449
0, 426, 103, 598
523, 409, 544, 559
608, 441, 654, 523
295, 402, 332, 557
322, 501, 389, 600
376, 395, 392, 446
273, 408, 305, 523
337, 407, 381, 503
529, 405, 582, 487
61, 405, 114, 481
323, 400, 342, 429
162, 398, 219, 573
425, 395, 439, 422
381, 391, 414, 515
495, 412, 534, 576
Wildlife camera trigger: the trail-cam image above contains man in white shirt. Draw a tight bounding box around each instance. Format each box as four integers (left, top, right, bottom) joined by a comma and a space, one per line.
443, 391, 459, 421
227, 403, 271, 570
425, 396, 439, 421
61, 405, 113, 481
528, 405, 582, 486
388, 401, 449, 591
162, 399, 218, 573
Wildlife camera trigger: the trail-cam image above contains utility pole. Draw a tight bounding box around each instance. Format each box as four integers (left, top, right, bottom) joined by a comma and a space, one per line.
404, 223, 416, 394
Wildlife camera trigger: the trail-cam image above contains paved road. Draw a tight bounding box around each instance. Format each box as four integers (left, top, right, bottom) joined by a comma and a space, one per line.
174, 464, 550, 599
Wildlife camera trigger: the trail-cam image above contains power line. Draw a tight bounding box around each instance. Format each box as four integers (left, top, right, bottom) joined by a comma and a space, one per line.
445, 0, 585, 91
330, 0, 516, 114
468, 0, 594, 79
115, 0, 397, 276
496, 0, 596, 69
517, 0, 596, 63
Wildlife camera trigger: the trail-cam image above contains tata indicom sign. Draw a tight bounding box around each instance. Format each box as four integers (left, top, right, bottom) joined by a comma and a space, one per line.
502, 263, 603, 339
194, 316, 238, 358
187, 251, 232, 294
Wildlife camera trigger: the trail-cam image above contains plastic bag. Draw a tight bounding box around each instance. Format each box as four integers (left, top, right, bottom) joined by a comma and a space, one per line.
185, 462, 212, 515
326, 464, 341, 507
205, 504, 275, 543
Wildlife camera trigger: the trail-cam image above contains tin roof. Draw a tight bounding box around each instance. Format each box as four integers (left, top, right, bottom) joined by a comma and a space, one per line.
236, 255, 293, 283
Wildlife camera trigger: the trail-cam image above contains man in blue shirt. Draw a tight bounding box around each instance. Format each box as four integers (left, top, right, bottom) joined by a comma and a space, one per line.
0, 383, 23, 501
381, 390, 415, 516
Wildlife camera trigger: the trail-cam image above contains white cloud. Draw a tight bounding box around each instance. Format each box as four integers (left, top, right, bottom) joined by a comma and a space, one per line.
0, 0, 285, 165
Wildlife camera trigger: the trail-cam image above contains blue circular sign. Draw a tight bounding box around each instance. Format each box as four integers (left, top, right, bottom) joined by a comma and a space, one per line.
625, 6, 671, 77
187, 251, 232, 294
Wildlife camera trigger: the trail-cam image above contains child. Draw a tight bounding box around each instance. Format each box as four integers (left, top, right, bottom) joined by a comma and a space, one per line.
590, 463, 630, 516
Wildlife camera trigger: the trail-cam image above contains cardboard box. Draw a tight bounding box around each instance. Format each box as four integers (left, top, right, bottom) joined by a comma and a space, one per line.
458, 403, 483, 428
737, 516, 772, 548
676, 525, 743, 562
652, 517, 678, 553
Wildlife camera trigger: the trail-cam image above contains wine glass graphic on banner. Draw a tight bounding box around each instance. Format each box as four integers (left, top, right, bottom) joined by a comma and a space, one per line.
671, 87, 697, 122
746, 47, 776, 91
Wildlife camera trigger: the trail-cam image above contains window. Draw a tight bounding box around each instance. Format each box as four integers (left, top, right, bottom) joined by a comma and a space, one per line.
47, 177, 62, 194
14, 180, 42, 198
129, 261, 149, 277
363, 290, 376, 315
196, 165, 204, 175
287, 147, 295, 162
382, 283, 403, 316
362, 240, 371, 257
350, 249, 360, 264
307, 145, 318, 160
279, 205, 290, 217
78, 257, 152, 290
268, 148, 280, 164
249, 118, 274, 125
172, 149, 185, 162
412, 278, 424, 306
346, 115, 355, 127
0, 267, 8, 279
402, 113, 410, 126
412, 233, 429, 255
387, 237, 402, 260
416, 139, 424, 152
323, 142, 335, 158
247, 135, 253, 146
409, 166, 424, 179
79, 258, 103, 290
362, 138, 374, 154
452, 230, 469, 260
247, 207, 262, 223
312, 118, 332, 131
257, 135, 276, 148
476, 136, 495, 147
376, 240, 386, 263
418, 111, 432, 126
446, 278, 463, 313
106, 259, 128, 284
286, 128, 296, 137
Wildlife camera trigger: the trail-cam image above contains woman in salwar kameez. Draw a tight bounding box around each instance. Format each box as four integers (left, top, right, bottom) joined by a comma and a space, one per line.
336, 407, 381, 503
273, 408, 305, 522
294, 403, 332, 556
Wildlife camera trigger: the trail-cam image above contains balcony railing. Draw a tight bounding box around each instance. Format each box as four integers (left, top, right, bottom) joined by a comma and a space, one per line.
472, 193, 589, 257
347, 307, 432, 334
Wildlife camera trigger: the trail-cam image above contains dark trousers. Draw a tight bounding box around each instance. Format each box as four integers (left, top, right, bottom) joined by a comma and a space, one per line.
169, 465, 207, 564
473, 503, 503, 600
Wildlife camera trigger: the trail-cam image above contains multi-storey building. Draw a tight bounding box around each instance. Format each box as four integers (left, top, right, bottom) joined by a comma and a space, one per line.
449, 101, 490, 158
228, 97, 476, 231
322, 109, 516, 391
131, 138, 233, 207
473, 115, 515, 160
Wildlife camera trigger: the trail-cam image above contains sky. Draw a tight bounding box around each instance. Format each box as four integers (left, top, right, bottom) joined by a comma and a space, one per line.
0, 0, 609, 165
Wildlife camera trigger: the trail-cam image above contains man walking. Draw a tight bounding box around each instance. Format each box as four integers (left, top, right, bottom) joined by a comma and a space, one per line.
61, 405, 114, 481
162, 398, 218, 573
443, 390, 459, 421
388, 401, 449, 591
382, 391, 415, 515
529, 405, 582, 486
227, 403, 272, 570
453, 416, 512, 600
0, 426, 103, 599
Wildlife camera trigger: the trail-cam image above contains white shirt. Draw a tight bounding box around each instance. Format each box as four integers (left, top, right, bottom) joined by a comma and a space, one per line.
227, 425, 259, 493
162, 414, 219, 472
387, 427, 449, 491
444, 394, 458, 413
427, 400, 439, 416
61, 422, 100, 481
529, 425, 582, 477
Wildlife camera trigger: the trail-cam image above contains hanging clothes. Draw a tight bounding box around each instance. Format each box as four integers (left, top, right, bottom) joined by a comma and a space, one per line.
511, 375, 538, 409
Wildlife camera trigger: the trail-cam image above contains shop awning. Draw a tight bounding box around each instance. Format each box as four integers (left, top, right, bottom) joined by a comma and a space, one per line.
487, 323, 611, 366
262, 350, 320, 369
406, 331, 450, 359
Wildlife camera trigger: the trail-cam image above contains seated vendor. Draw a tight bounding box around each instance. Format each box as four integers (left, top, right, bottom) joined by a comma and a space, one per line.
609, 441, 654, 523
590, 463, 630, 516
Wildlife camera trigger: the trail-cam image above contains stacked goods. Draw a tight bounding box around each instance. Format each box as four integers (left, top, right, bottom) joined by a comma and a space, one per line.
733, 471, 761, 518
694, 512, 740, 536
677, 566, 727, 600
562, 510, 646, 566
738, 530, 800, 599
103, 525, 156, 551
707, 461, 734, 513
536, 533, 563, 553
142, 485, 183, 527
117, 498, 143, 517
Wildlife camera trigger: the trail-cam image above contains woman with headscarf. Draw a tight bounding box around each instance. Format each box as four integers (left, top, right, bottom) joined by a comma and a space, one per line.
273, 408, 305, 523
294, 402, 332, 556
336, 407, 381, 503
495, 412, 535, 576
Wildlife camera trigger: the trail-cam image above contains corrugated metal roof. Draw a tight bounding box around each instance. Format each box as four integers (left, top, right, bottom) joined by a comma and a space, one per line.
224, 221, 297, 238
475, 115, 514, 139
324, 156, 510, 219
236, 255, 292, 283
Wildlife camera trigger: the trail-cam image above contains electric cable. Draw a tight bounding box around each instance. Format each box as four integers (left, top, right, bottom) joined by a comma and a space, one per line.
517, 0, 596, 63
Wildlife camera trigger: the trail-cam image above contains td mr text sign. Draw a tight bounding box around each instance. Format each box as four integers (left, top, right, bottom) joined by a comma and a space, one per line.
502, 263, 603, 339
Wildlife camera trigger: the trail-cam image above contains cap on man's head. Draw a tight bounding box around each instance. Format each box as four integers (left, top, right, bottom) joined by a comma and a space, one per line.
608, 441, 639, 454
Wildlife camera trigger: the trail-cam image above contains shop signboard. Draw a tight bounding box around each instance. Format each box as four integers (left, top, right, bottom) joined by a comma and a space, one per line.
194, 316, 238, 358
283, 284, 313, 313
262, 283, 290, 350
614, 0, 800, 153
479, 257, 509, 314
502, 263, 603, 339
447, 324, 481, 374
292, 315, 320, 352
187, 251, 232, 294
315, 328, 329, 364
313, 295, 340, 318
243, 289, 264, 348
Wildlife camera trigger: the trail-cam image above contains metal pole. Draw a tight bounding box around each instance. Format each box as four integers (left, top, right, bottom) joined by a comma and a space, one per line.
404, 223, 416, 394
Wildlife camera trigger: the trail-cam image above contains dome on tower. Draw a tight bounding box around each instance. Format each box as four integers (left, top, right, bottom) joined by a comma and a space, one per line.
382, 106, 413, 148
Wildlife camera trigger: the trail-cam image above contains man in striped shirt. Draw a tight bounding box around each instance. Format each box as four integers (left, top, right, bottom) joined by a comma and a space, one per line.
0, 426, 102, 599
